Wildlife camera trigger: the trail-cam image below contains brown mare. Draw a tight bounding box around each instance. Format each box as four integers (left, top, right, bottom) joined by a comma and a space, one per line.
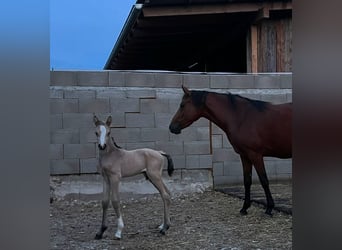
93, 115, 174, 239
169, 86, 292, 215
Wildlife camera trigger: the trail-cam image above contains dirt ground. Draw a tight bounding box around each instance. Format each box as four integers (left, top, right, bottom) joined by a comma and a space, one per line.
50, 184, 292, 250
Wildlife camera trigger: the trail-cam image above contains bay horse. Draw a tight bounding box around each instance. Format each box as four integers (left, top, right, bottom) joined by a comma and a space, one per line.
169, 86, 292, 215
93, 115, 174, 240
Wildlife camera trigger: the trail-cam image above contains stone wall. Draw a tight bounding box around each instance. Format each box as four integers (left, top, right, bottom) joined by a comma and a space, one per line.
50, 70, 292, 186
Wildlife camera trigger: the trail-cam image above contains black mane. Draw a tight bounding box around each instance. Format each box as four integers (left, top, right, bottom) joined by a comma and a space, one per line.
190, 90, 208, 108
227, 93, 268, 112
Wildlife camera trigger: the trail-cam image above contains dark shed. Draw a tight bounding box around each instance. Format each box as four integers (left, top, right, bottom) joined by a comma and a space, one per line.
104, 0, 292, 73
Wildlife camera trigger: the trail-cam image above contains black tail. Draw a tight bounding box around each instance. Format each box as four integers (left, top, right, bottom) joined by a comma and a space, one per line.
161, 153, 174, 177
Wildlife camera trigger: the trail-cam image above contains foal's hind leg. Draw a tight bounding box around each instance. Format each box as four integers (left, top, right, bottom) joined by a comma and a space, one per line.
146, 171, 171, 235
95, 175, 110, 239
253, 156, 275, 216
240, 156, 253, 215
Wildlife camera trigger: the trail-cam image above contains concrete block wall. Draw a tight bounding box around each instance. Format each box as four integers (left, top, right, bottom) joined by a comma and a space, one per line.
50, 70, 292, 186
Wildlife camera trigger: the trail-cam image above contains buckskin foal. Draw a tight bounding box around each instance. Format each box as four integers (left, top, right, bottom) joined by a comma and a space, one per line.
93, 115, 174, 240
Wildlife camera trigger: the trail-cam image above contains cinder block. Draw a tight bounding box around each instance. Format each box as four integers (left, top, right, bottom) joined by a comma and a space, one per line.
183, 74, 210, 88
63, 113, 94, 128
196, 127, 209, 141
110, 128, 141, 143
180, 169, 212, 183
64, 89, 96, 99
199, 155, 212, 168
96, 88, 126, 98
155, 141, 184, 155
126, 113, 155, 128
212, 134, 223, 149
170, 155, 185, 169
80, 158, 99, 174
254, 75, 280, 89
50, 99, 78, 114
213, 148, 240, 162
64, 144, 96, 159
125, 72, 155, 87
214, 175, 243, 186
280, 74, 292, 88
51, 129, 80, 144
222, 136, 233, 149
110, 98, 140, 113
229, 75, 255, 88
50, 159, 79, 175
50, 114, 63, 130
50, 88, 63, 98
77, 71, 109, 86
49, 144, 63, 160
286, 93, 292, 102
261, 94, 287, 104
275, 160, 292, 174
50, 71, 77, 86
192, 117, 209, 127
141, 128, 169, 142
140, 99, 169, 113
79, 98, 110, 113
224, 161, 243, 176
184, 141, 210, 155
126, 89, 156, 99
169, 98, 182, 112
109, 71, 125, 86
169, 127, 198, 142
186, 155, 199, 169
210, 75, 230, 88
239, 93, 262, 101
155, 113, 172, 128
213, 162, 224, 176
80, 128, 96, 144
110, 112, 125, 128
154, 73, 182, 88
125, 142, 155, 150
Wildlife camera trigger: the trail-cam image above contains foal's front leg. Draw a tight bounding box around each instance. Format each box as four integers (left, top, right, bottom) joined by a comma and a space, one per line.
95, 176, 110, 239
110, 175, 124, 240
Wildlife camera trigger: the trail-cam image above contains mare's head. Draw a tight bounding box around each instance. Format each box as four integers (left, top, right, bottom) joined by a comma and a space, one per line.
169, 85, 206, 134
93, 115, 112, 150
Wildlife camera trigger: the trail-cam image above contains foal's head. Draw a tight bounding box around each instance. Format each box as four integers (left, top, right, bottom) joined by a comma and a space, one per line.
93, 115, 112, 150
169, 85, 206, 134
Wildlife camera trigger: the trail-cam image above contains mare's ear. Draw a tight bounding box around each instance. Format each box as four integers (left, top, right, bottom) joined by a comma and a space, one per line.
182, 85, 191, 96
93, 115, 100, 125
106, 116, 112, 126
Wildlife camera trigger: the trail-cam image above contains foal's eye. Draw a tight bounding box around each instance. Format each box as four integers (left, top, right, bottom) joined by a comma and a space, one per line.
95, 132, 99, 136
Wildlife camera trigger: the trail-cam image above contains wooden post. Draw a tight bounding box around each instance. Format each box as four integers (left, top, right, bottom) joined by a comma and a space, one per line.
251, 25, 258, 73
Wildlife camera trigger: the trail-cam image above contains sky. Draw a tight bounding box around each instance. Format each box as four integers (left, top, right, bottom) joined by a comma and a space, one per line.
50, 0, 136, 70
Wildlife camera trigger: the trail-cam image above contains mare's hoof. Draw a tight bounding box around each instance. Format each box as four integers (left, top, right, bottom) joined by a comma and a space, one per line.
240, 209, 248, 215
94, 234, 102, 240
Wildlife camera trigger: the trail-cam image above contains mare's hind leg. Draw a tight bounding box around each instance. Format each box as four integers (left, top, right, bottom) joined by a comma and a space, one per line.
109, 174, 124, 240
253, 156, 274, 216
146, 170, 171, 235
95, 175, 110, 239
240, 156, 253, 215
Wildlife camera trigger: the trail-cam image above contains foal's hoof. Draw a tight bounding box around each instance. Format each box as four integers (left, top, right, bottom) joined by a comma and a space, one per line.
265, 210, 273, 217
240, 209, 248, 215
159, 225, 170, 235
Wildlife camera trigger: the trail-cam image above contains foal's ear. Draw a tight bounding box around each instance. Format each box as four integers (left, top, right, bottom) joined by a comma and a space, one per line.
182, 85, 191, 96
93, 115, 100, 125
106, 116, 112, 126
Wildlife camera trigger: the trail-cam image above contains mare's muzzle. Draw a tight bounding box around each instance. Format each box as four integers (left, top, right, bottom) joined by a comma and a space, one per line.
169, 123, 181, 134
98, 144, 106, 150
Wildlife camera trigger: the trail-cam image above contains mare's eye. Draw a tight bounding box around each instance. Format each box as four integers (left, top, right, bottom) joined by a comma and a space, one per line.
180, 103, 185, 108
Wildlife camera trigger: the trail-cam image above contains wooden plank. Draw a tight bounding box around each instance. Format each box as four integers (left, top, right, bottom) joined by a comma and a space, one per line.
276, 19, 285, 72
251, 25, 258, 73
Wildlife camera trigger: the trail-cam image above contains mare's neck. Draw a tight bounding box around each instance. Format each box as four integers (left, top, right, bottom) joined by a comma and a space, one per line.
202, 93, 238, 135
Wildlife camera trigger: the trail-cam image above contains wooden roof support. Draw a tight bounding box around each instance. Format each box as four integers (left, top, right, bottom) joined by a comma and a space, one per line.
142, 1, 292, 17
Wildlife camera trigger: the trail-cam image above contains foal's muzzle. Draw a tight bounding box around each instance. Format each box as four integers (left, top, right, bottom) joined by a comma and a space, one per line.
169, 123, 181, 134
98, 144, 106, 150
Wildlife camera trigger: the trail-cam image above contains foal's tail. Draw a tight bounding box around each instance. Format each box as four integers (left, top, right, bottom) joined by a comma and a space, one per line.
161, 153, 174, 177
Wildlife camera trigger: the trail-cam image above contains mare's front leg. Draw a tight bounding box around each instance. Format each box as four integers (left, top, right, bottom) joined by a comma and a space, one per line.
110, 174, 124, 240
253, 156, 274, 216
240, 156, 252, 215
95, 175, 110, 239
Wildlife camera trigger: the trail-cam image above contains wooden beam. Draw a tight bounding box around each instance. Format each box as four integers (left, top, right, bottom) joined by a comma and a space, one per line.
251, 25, 258, 73
142, 2, 292, 17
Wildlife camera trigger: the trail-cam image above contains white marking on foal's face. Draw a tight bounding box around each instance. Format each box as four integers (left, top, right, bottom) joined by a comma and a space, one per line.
99, 125, 106, 147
